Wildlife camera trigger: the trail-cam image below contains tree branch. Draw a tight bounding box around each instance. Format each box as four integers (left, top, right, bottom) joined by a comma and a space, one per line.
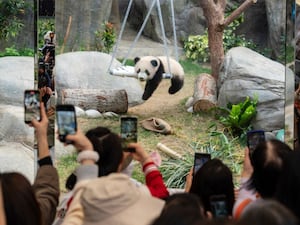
199, 0, 216, 12
221, 0, 257, 29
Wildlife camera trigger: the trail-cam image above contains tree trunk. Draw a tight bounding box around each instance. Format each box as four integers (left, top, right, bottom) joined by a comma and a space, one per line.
110, 0, 120, 32
192, 74, 217, 112
199, 0, 226, 80
61, 89, 128, 113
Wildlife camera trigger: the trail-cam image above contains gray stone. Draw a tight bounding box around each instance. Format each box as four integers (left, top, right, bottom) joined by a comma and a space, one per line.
102, 112, 119, 118
55, 0, 112, 52
85, 109, 102, 118
0, 104, 34, 145
218, 47, 285, 132
55, 51, 144, 107
75, 106, 86, 117
0, 142, 34, 183
0, 57, 34, 106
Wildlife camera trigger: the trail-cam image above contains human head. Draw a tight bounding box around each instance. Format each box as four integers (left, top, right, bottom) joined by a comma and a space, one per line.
0, 172, 42, 225
239, 199, 298, 225
189, 159, 234, 217
66, 127, 124, 190
275, 150, 300, 219
162, 193, 205, 218
248, 139, 292, 198
85, 127, 123, 176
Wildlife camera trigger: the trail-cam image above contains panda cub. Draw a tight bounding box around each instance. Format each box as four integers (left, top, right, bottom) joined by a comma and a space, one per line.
134, 56, 184, 100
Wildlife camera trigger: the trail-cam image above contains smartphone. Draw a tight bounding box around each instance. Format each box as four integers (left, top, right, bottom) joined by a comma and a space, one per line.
120, 116, 138, 152
247, 130, 265, 155
56, 104, 77, 143
24, 90, 41, 124
193, 153, 211, 175
210, 195, 229, 218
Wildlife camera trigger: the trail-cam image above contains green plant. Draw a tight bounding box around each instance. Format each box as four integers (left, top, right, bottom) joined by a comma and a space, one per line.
95, 21, 116, 53
0, 0, 28, 40
218, 96, 258, 136
159, 130, 243, 189
0, 45, 34, 57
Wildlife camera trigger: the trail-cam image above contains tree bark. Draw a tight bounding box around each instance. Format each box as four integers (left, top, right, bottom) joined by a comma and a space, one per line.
199, 0, 256, 80
199, 0, 226, 80
61, 89, 128, 113
110, 0, 120, 32
192, 74, 217, 112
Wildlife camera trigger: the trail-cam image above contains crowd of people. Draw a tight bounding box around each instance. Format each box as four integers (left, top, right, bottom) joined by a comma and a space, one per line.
0, 104, 299, 225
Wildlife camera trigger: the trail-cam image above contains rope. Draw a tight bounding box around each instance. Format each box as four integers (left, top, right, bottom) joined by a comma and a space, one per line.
156, 0, 171, 74
170, 0, 179, 61
121, 0, 157, 66
108, 0, 134, 73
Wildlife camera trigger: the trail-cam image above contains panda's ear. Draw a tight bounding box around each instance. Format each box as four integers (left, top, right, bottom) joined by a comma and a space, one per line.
151, 60, 158, 67
134, 57, 140, 64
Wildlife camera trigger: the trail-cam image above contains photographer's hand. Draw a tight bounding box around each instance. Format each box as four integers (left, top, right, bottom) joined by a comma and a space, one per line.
127, 143, 152, 165
31, 102, 49, 159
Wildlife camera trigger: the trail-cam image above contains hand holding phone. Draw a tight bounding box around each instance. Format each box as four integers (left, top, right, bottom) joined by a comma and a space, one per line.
120, 116, 137, 152
210, 195, 229, 218
56, 105, 77, 143
193, 153, 211, 175
247, 130, 265, 155
24, 90, 41, 124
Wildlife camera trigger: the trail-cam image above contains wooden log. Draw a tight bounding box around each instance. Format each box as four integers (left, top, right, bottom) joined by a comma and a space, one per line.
193, 73, 217, 112
61, 89, 128, 113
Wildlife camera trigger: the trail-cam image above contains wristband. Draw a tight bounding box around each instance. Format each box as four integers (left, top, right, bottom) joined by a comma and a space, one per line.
77, 150, 99, 163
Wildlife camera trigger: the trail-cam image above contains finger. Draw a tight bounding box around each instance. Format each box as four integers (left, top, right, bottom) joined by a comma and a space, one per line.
40, 102, 47, 120
30, 118, 38, 127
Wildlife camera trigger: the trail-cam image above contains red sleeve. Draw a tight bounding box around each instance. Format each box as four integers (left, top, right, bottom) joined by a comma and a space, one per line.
143, 162, 169, 199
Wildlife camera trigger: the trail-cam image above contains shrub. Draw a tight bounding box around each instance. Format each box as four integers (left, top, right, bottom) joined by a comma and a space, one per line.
95, 21, 116, 53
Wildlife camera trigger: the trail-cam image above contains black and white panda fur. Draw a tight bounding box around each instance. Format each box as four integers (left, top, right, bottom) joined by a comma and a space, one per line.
134, 56, 184, 100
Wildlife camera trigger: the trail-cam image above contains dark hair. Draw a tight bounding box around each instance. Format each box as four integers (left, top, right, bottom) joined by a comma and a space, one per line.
275, 150, 300, 220
86, 127, 123, 176
239, 200, 299, 225
248, 139, 292, 198
152, 207, 203, 225
66, 127, 123, 190
162, 193, 204, 219
0, 172, 42, 225
38, 75, 48, 88
189, 159, 234, 216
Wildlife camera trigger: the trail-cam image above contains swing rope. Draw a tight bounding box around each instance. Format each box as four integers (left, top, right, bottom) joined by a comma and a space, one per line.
170, 0, 179, 62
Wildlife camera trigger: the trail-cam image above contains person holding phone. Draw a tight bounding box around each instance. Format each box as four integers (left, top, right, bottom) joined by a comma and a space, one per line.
0, 103, 59, 225
188, 159, 235, 218
57, 128, 166, 225
233, 140, 292, 219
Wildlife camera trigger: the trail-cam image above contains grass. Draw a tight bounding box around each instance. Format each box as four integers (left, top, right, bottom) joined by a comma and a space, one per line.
55, 60, 244, 191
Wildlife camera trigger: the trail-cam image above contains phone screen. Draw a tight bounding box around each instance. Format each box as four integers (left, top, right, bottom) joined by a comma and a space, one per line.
247, 130, 265, 154
56, 105, 77, 142
120, 116, 137, 151
24, 90, 40, 123
210, 195, 229, 218
193, 153, 211, 175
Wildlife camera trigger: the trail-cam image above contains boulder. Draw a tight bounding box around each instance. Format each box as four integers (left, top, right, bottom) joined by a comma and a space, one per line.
0, 104, 34, 145
75, 106, 86, 117
218, 47, 285, 131
0, 142, 34, 184
55, 52, 144, 107
0, 57, 34, 106
85, 109, 102, 118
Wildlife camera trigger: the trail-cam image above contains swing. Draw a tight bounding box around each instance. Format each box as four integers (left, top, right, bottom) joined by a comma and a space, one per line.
108, 0, 179, 80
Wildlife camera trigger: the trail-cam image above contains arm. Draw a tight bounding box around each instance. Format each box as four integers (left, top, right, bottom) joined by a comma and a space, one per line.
31, 103, 60, 225
128, 143, 169, 199
233, 148, 257, 219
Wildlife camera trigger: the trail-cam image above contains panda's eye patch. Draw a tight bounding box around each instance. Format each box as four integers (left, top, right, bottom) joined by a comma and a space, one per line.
137, 69, 141, 73
145, 70, 150, 76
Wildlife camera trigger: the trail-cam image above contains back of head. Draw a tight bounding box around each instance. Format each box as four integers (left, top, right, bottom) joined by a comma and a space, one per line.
249, 139, 292, 198
275, 150, 300, 220
0, 172, 42, 225
239, 199, 299, 225
189, 159, 234, 216
162, 193, 205, 219
85, 127, 123, 176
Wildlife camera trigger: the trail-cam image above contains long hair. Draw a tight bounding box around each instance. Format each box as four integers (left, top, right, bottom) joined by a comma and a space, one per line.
0, 172, 42, 225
